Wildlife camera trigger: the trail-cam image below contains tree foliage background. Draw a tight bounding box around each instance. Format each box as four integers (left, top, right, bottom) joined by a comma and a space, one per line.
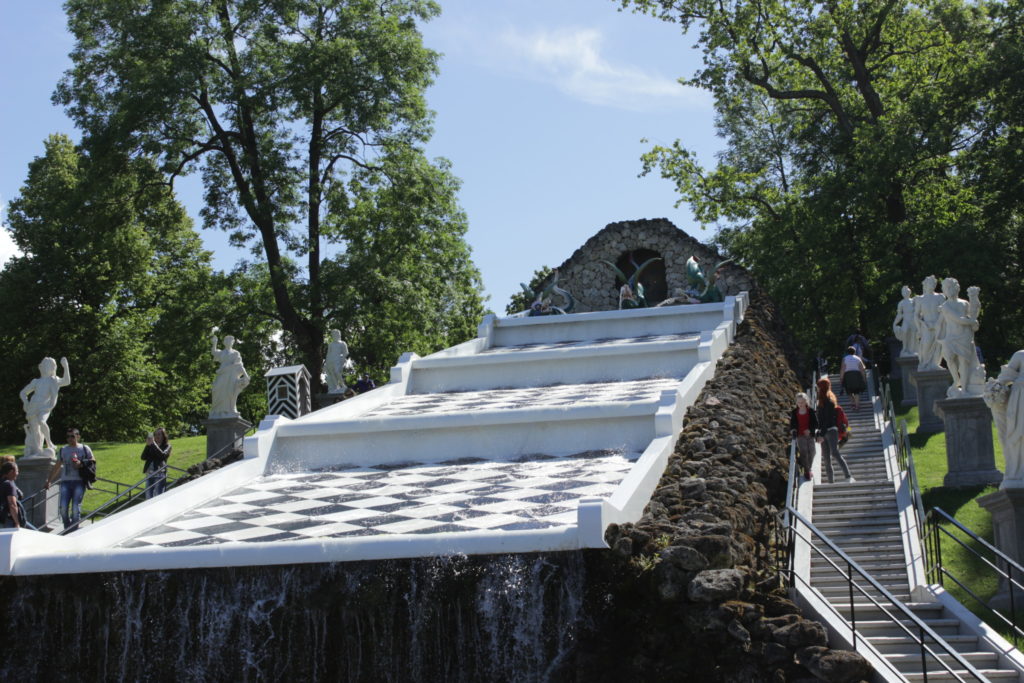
623, 0, 1024, 367
0, 0, 487, 442
55, 0, 485, 386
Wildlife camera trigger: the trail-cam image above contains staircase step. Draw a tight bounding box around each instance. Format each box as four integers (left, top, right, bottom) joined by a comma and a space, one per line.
902, 669, 1019, 681
854, 618, 962, 637
869, 634, 977, 655
889, 651, 1000, 673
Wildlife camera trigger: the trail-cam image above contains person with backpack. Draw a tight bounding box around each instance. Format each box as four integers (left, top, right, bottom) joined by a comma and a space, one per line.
140, 427, 172, 499
845, 329, 871, 365
816, 377, 855, 484
44, 427, 95, 532
840, 346, 869, 411
1, 462, 23, 529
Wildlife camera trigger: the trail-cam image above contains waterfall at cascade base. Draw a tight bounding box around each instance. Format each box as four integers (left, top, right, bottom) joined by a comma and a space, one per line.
0, 552, 590, 681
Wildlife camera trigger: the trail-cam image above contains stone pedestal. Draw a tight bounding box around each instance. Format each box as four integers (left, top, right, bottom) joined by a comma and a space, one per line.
934, 396, 1002, 488
314, 392, 347, 411
202, 415, 252, 460
909, 368, 951, 433
978, 488, 1024, 612
895, 356, 920, 406
887, 338, 903, 379
16, 450, 58, 530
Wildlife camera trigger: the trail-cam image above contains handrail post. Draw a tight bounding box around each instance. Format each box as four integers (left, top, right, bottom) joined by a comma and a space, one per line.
1010, 563, 1018, 645
848, 559, 857, 650
935, 522, 944, 588
919, 624, 929, 683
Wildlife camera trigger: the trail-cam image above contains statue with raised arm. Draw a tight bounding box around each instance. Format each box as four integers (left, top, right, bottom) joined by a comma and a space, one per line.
985, 351, 1024, 487
20, 357, 71, 455
325, 329, 351, 394
937, 277, 981, 397
893, 285, 919, 357
209, 328, 250, 418
915, 275, 945, 370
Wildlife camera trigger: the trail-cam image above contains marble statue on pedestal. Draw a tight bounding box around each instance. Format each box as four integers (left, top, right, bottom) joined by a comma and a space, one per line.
893, 285, 919, 357
937, 277, 982, 398
915, 275, 945, 370
19, 356, 70, 455
985, 350, 1024, 487
209, 328, 250, 418
325, 329, 352, 394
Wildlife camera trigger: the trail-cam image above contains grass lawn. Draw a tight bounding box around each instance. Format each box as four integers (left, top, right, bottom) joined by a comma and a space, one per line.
3, 435, 210, 518
889, 379, 1015, 632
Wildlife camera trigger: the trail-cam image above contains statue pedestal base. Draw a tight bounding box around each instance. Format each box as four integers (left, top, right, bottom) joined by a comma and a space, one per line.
935, 397, 1002, 488
895, 356, 920, 406
887, 338, 904, 379
16, 449, 58, 530
977, 488, 1024, 612
910, 368, 951, 433
314, 392, 347, 411
202, 416, 251, 460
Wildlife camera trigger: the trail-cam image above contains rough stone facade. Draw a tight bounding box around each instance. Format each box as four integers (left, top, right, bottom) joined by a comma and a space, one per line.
545, 218, 755, 312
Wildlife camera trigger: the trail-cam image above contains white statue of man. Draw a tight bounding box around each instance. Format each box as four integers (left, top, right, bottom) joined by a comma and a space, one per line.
915, 275, 945, 370
19, 356, 71, 455
986, 351, 1024, 487
325, 329, 350, 394
893, 285, 919, 357
937, 277, 981, 398
209, 328, 250, 418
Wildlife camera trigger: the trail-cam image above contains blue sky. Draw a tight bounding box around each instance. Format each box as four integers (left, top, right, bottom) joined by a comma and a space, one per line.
0, 0, 722, 311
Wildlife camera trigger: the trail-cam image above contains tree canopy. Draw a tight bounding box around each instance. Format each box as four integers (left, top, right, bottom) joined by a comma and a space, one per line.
56, 0, 485, 385
623, 0, 1024, 364
0, 135, 218, 439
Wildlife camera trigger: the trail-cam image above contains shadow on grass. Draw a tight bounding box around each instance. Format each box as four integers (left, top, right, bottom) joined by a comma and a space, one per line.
922, 485, 990, 518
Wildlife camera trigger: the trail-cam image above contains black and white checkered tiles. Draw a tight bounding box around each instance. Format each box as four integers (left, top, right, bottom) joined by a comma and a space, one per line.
361, 377, 682, 418
120, 450, 639, 548
480, 333, 700, 354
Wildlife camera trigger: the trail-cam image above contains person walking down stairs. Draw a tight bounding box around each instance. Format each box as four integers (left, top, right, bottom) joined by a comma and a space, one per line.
790, 392, 818, 481
816, 377, 854, 483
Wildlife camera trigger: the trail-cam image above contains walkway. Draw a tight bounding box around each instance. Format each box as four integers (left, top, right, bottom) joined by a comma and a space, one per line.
807, 373, 1020, 681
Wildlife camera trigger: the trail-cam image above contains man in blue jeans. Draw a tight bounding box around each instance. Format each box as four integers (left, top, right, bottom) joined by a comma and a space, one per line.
44, 427, 95, 532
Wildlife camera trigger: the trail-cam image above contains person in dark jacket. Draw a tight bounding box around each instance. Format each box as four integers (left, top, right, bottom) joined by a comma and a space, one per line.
789, 392, 818, 481
140, 427, 172, 499
816, 377, 855, 484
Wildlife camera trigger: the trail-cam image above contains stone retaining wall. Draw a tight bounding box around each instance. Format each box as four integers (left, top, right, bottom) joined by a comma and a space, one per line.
578, 286, 868, 682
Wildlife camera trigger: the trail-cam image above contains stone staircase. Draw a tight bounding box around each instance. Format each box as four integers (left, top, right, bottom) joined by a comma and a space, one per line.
808, 373, 1021, 681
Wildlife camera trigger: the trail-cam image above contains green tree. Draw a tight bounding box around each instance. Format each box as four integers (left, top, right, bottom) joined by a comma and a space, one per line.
506, 266, 553, 316
622, 0, 1014, 359
0, 134, 216, 440
56, 0, 485, 385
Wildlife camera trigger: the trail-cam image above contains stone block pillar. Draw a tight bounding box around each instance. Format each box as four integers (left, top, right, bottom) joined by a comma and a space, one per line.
978, 489, 1024, 612
934, 396, 1002, 488
887, 338, 903, 379
16, 450, 58, 530
909, 368, 951, 433
202, 416, 252, 460
895, 356, 919, 406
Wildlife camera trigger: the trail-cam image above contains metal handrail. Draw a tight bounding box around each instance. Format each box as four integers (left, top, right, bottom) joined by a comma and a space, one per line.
785, 506, 985, 681
65, 439, 242, 532
926, 506, 1024, 645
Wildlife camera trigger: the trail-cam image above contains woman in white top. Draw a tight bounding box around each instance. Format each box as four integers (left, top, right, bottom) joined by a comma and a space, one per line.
840, 346, 868, 411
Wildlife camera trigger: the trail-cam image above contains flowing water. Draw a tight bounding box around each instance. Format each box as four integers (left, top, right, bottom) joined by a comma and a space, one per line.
1, 552, 590, 681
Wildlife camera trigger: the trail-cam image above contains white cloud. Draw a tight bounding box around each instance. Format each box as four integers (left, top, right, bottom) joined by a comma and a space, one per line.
0, 201, 21, 268
497, 27, 708, 111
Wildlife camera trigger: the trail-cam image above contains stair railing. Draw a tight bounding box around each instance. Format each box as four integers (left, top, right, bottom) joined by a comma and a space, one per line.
880, 376, 928, 545
20, 439, 240, 533
65, 439, 242, 533
784, 506, 986, 681
925, 506, 1024, 646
